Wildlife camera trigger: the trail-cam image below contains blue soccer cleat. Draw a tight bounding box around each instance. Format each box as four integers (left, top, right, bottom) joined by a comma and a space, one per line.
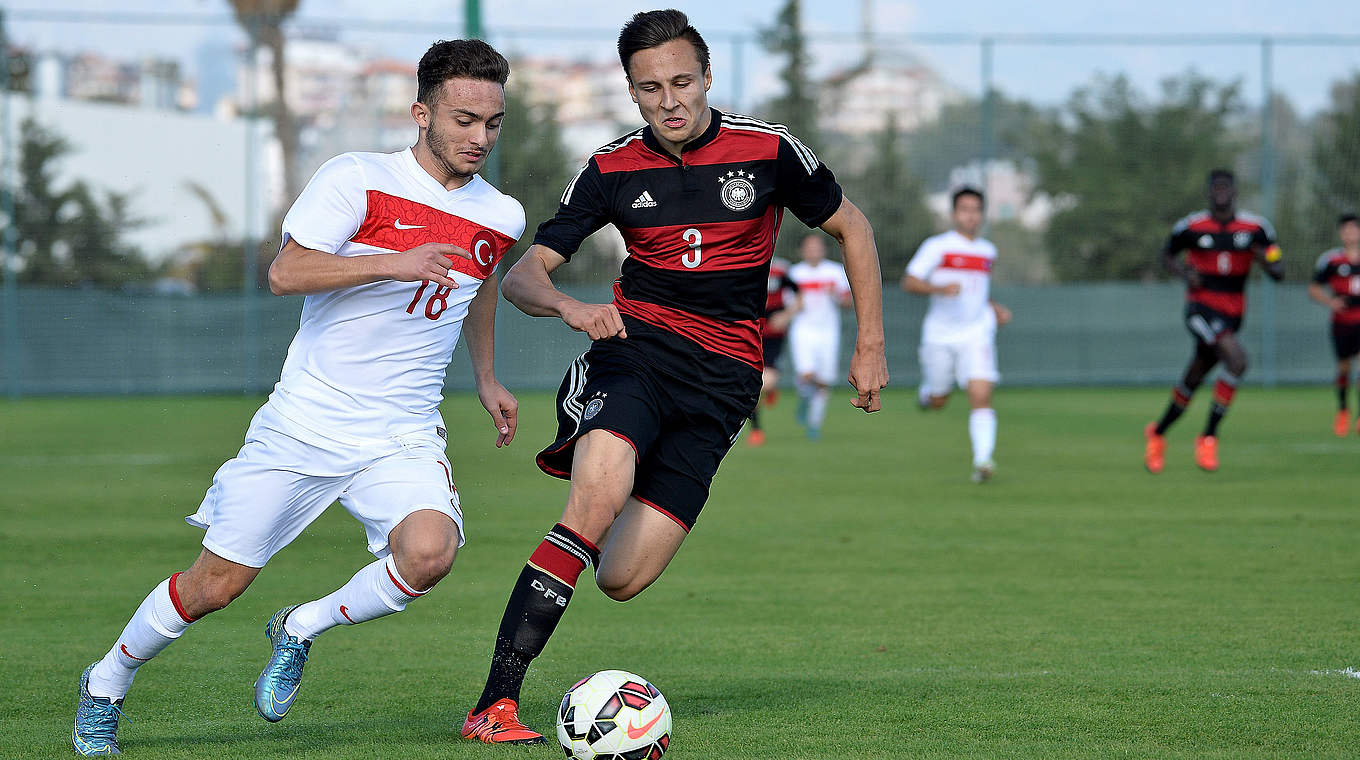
73, 663, 125, 756
254, 605, 311, 722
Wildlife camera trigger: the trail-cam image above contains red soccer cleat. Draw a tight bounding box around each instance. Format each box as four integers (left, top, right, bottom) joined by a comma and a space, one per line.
1143, 422, 1165, 474
1337, 410, 1352, 437
1194, 435, 1219, 472
461, 699, 546, 745
764, 388, 780, 408
747, 429, 766, 447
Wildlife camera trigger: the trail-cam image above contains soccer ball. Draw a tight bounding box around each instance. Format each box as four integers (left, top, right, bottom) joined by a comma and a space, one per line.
556, 670, 671, 759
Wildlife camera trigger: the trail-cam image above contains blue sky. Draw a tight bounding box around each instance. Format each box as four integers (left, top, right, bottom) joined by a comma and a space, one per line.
5, 0, 1360, 113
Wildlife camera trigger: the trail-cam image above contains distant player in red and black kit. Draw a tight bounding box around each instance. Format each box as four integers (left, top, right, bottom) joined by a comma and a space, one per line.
1144, 169, 1283, 473
460, 10, 889, 745
748, 256, 800, 446
1308, 213, 1360, 437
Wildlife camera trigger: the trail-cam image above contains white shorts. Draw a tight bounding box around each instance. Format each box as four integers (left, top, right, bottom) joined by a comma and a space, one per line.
790, 328, 840, 386
186, 404, 464, 568
919, 338, 999, 397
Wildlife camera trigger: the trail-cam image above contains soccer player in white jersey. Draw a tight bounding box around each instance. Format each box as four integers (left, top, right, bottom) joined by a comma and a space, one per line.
71, 39, 526, 755
902, 187, 1011, 483
788, 234, 852, 440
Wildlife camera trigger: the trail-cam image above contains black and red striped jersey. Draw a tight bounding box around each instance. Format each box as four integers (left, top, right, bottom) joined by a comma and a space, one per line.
533, 108, 843, 370
761, 257, 798, 339
1313, 248, 1360, 325
1165, 210, 1280, 318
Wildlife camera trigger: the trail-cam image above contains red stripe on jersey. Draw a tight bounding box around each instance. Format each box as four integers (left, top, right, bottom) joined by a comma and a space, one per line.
680, 128, 779, 167
612, 283, 763, 369
1188, 289, 1246, 317
938, 253, 993, 273
1186, 217, 1267, 234
1188, 249, 1253, 276
594, 127, 780, 174
350, 190, 515, 280
797, 280, 837, 291
620, 208, 778, 272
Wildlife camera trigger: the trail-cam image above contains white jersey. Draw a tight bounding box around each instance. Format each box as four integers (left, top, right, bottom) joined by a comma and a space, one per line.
906, 230, 997, 345
268, 148, 525, 446
788, 259, 850, 334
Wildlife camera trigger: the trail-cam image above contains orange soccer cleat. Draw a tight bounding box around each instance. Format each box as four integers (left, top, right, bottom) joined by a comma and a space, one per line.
1194, 435, 1219, 472
764, 388, 781, 408
461, 699, 546, 745
1337, 410, 1352, 437
747, 429, 766, 447
1143, 422, 1165, 474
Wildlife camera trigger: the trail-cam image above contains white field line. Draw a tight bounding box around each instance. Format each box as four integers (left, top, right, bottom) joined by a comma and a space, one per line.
1310, 667, 1360, 679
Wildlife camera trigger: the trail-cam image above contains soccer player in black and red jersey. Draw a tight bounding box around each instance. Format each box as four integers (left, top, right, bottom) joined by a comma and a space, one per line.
1144, 169, 1283, 473
1308, 213, 1360, 436
748, 255, 800, 446
460, 9, 889, 745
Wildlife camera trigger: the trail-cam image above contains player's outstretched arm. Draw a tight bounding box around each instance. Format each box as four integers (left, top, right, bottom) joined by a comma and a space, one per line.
903, 275, 960, 297
268, 238, 469, 296
465, 270, 517, 448
501, 244, 627, 340
820, 197, 889, 412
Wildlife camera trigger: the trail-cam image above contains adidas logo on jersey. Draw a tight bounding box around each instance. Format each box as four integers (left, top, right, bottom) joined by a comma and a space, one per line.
631, 190, 658, 209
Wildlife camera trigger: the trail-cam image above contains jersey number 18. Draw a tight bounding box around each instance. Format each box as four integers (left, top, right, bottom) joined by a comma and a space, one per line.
405, 281, 454, 320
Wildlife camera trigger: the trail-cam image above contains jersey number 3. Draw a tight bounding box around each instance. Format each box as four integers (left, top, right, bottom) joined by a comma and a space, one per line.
406, 281, 453, 320
682, 228, 702, 269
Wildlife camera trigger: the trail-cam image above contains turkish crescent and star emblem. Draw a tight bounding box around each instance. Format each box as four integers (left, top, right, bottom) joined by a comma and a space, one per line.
351, 190, 514, 280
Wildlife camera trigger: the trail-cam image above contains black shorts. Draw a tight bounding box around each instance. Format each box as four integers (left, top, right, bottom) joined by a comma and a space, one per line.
1184, 303, 1242, 347
1333, 323, 1360, 360
536, 318, 760, 531
761, 334, 786, 369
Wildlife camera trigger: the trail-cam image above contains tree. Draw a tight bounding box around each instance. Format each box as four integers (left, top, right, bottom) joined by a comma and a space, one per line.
1031, 73, 1245, 281
904, 92, 1051, 189
11, 119, 148, 287
494, 77, 580, 275
1309, 76, 1360, 229
758, 0, 817, 145
838, 113, 937, 277
228, 0, 301, 204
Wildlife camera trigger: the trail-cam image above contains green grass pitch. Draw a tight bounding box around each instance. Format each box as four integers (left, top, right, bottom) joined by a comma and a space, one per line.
3, 388, 1358, 758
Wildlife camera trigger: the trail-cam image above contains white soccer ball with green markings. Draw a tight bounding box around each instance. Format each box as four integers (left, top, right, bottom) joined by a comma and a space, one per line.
556, 670, 671, 759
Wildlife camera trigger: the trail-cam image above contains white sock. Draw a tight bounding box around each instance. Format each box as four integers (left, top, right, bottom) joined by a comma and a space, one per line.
969, 407, 997, 465
88, 575, 195, 700
796, 377, 816, 401
284, 556, 425, 641
809, 388, 830, 430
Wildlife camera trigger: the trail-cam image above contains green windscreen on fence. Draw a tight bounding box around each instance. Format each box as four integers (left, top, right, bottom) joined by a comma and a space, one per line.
0, 281, 1339, 397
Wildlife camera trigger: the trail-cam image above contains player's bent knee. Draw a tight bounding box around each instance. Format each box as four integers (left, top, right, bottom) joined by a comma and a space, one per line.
596, 576, 649, 602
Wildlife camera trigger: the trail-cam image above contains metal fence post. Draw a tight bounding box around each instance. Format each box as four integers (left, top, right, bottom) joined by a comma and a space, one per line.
0, 9, 18, 400
980, 37, 994, 231
242, 33, 260, 395
1260, 37, 1277, 387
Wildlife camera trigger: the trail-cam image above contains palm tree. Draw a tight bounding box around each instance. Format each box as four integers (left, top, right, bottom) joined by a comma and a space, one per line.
228, 0, 301, 203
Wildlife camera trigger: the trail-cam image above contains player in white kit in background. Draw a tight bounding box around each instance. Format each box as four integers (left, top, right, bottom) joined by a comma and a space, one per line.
902, 187, 1012, 483
788, 234, 852, 440
71, 39, 526, 756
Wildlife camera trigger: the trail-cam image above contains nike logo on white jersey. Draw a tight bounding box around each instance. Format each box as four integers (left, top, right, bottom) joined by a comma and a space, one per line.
631, 191, 658, 209
394, 219, 426, 229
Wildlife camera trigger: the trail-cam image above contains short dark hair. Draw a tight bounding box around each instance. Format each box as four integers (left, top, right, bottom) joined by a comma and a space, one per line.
1340, 213, 1360, 227
617, 9, 710, 78
417, 39, 509, 105
1207, 168, 1235, 185
952, 186, 984, 210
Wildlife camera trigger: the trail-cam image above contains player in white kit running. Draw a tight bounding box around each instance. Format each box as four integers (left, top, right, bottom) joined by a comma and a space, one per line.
788, 234, 852, 439
71, 40, 525, 755
902, 187, 1011, 482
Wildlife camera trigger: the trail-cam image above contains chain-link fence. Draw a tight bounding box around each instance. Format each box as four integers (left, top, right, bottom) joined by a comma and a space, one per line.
2, 9, 1359, 396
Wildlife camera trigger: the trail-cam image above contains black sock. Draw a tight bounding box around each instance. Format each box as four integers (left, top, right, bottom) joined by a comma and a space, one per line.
1155, 384, 1193, 435
474, 524, 599, 714
1338, 371, 1349, 412
751, 407, 761, 431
